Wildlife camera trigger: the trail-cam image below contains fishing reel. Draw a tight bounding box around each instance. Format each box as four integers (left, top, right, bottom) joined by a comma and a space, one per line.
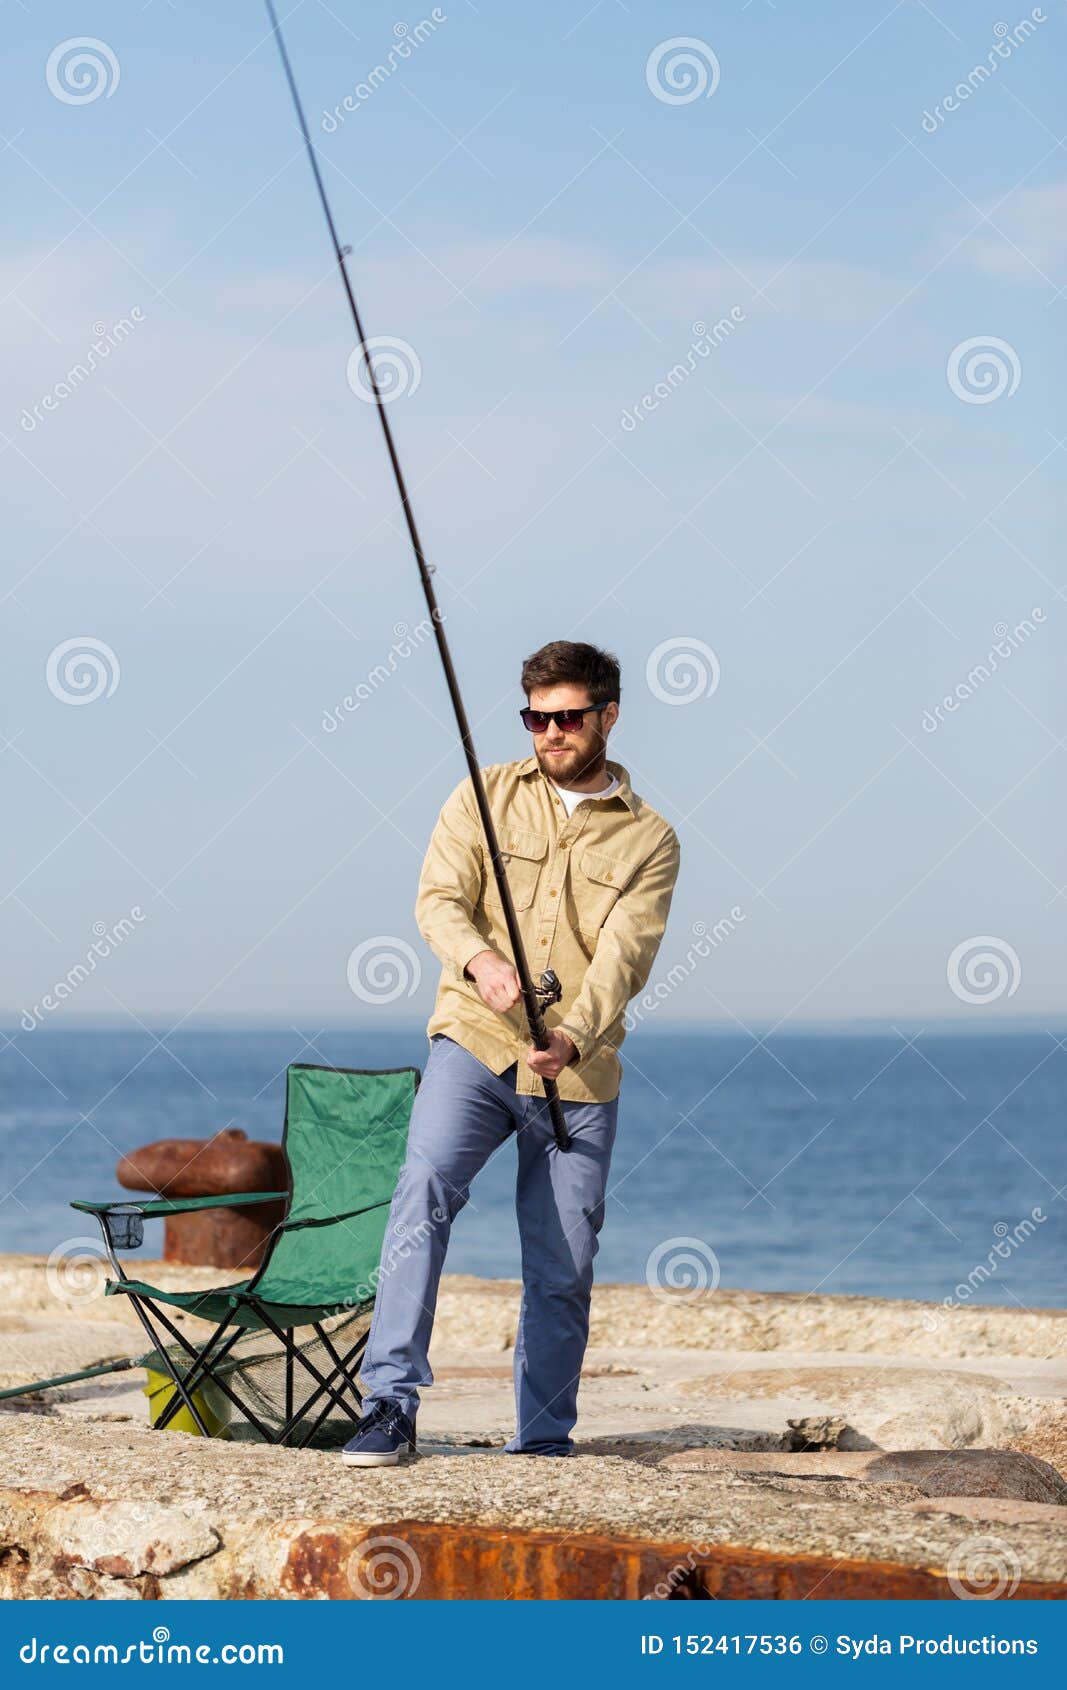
534, 968, 563, 1009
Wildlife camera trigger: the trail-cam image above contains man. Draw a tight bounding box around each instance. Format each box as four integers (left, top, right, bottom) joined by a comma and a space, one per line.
343, 640, 681, 1465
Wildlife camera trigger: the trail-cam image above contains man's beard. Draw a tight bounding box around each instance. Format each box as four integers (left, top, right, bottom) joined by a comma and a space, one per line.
536, 733, 607, 786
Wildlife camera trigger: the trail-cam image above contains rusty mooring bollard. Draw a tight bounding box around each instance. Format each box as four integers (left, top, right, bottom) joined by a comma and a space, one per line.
116, 1129, 287, 1268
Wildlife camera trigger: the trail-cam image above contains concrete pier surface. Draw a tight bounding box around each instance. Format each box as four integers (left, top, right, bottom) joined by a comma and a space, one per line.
1, 1256, 1065, 1599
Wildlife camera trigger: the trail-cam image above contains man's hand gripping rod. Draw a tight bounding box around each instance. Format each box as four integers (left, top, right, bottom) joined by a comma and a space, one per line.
264, 0, 571, 1150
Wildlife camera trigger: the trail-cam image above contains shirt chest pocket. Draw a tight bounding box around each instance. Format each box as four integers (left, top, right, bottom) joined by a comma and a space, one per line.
484, 826, 548, 913
574, 846, 639, 933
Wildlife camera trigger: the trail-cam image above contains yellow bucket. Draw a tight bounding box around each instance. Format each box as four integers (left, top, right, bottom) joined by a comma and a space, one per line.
143, 1368, 231, 1438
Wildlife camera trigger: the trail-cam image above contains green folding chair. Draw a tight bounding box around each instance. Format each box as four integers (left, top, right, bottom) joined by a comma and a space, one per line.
70, 1062, 417, 1447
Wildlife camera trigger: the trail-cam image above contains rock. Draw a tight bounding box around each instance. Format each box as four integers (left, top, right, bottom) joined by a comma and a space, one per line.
657, 1448, 1066, 1504
678, 1365, 1031, 1453
37, 1496, 220, 1578
1, 1418, 1065, 1600
0, 1321, 143, 1392
4, 1257, 1067, 1359
2, 1258, 1066, 1599
904, 1497, 1067, 1527
787, 1416, 854, 1451
861, 1449, 1067, 1503
1012, 1406, 1067, 1476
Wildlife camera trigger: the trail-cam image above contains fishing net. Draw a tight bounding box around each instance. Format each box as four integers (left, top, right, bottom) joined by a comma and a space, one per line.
144, 1304, 373, 1447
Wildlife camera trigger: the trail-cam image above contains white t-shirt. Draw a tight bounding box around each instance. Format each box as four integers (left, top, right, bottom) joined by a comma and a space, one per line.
551, 773, 620, 818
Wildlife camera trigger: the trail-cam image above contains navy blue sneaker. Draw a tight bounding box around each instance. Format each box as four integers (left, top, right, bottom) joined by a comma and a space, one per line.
342, 1398, 417, 1468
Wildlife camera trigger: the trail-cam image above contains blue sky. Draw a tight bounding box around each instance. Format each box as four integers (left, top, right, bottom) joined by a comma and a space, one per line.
1, 0, 1063, 1031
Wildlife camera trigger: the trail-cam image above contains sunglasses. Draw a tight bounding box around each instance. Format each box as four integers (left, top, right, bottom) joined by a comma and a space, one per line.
519, 704, 611, 734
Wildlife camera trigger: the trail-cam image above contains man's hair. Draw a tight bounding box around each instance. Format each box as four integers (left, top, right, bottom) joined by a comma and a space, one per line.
520, 641, 621, 706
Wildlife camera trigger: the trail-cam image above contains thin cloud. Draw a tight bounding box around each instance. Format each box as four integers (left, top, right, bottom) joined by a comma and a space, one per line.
961, 180, 1067, 283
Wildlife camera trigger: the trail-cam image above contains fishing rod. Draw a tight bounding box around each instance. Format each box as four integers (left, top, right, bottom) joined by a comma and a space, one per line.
263, 0, 571, 1151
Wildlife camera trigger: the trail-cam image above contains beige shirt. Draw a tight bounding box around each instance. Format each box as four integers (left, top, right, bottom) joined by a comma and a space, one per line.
415, 754, 681, 1102
553, 771, 619, 816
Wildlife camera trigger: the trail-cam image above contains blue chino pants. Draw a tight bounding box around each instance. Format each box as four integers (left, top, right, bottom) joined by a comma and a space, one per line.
359, 1032, 619, 1454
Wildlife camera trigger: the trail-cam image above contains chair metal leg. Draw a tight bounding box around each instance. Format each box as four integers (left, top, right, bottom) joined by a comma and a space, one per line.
255, 1308, 363, 1431
122, 1293, 213, 1439
140, 1300, 279, 1443
152, 1318, 242, 1432
312, 1321, 363, 1410
282, 1330, 369, 1448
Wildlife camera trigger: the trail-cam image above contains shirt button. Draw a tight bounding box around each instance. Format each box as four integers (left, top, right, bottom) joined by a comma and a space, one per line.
539, 937, 547, 946
549, 888, 557, 896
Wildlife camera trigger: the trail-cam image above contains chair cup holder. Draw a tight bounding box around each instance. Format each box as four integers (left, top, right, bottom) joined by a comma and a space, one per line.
107, 1206, 145, 1250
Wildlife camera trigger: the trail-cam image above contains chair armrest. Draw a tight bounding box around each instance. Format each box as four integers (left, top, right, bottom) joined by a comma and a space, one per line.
277, 1197, 390, 1233
71, 1192, 287, 1218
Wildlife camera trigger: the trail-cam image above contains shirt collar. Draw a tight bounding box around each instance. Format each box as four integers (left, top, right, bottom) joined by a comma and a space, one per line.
516, 753, 639, 817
